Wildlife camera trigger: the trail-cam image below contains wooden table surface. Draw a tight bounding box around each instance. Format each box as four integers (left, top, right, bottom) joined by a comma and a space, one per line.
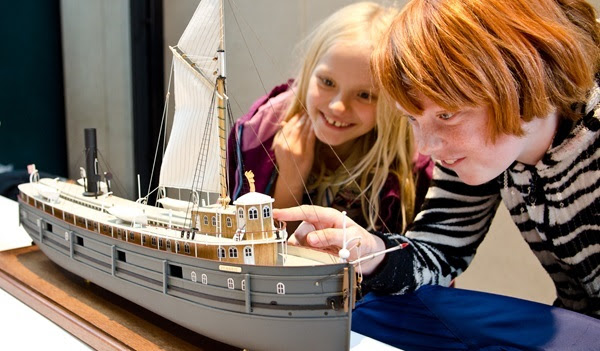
0, 245, 240, 351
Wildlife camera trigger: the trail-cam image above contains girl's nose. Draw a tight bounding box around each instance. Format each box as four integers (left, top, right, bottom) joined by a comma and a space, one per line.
329, 94, 348, 114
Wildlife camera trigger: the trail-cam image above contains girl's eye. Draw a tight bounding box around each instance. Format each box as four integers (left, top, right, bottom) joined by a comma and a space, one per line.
405, 115, 417, 123
319, 76, 334, 87
438, 112, 454, 120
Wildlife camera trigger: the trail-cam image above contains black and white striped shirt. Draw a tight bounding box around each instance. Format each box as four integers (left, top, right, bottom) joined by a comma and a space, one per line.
365, 88, 600, 318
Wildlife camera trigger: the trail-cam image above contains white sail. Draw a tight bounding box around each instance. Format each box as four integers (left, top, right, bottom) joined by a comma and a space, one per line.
159, 0, 223, 194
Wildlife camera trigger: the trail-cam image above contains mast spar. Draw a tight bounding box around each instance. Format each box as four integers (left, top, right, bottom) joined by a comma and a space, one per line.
216, 0, 230, 206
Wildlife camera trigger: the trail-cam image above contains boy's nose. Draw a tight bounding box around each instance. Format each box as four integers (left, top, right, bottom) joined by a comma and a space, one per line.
415, 130, 444, 155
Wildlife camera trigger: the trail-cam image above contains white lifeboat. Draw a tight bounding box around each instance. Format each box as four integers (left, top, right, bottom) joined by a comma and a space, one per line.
34, 183, 60, 202
107, 205, 148, 226
156, 197, 192, 212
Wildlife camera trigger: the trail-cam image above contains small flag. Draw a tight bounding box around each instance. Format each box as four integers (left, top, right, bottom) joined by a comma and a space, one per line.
27, 164, 36, 174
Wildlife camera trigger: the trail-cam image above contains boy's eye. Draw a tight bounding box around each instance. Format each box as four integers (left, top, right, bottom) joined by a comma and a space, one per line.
438, 112, 454, 120
405, 115, 417, 123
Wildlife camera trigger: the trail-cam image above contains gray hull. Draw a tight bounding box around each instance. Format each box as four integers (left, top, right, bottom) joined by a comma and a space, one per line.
18, 200, 353, 351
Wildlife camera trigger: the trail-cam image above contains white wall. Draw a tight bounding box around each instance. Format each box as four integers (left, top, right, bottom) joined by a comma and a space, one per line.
61, 0, 134, 198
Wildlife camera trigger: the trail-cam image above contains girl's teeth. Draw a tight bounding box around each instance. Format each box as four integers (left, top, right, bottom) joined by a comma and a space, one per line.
325, 116, 349, 127
445, 159, 456, 164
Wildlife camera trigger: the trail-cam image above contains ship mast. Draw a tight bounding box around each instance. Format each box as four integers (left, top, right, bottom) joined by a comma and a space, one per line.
216, 0, 230, 207
165, 0, 230, 209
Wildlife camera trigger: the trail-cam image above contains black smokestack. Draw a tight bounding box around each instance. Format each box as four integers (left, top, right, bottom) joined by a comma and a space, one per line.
83, 128, 102, 196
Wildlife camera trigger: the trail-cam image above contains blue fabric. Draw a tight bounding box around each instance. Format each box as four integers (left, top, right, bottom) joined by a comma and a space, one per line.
352, 286, 600, 351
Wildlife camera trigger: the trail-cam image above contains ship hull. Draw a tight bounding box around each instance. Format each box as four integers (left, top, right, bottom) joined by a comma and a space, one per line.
18, 196, 353, 351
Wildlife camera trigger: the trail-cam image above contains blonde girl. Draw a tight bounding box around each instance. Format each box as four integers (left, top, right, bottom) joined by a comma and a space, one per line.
229, 2, 432, 234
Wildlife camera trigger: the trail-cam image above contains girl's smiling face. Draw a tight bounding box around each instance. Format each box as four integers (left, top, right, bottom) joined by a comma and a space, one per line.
401, 93, 556, 185
305, 42, 378, 157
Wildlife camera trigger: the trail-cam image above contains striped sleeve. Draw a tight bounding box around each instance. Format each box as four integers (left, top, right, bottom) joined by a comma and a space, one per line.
362, 163, 501, 295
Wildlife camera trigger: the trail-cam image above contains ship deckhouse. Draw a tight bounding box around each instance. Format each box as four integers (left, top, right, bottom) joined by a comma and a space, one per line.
233, 192, 274, 241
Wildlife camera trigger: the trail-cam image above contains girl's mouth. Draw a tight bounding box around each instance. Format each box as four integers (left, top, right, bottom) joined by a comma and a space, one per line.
323, 115, 350, 128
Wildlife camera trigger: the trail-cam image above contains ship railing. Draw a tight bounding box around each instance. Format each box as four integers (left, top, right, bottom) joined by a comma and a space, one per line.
19, 190, 287, 263
20, 187, 282, 245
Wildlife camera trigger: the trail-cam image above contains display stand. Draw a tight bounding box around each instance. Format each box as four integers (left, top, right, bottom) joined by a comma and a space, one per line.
0, 245, 239, 351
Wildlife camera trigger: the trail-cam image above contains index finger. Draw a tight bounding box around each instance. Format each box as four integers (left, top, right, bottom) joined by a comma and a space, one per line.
273, 205, 343, 230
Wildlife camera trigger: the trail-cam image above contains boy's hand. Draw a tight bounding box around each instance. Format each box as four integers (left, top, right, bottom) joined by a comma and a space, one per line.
274, 205, 386, 275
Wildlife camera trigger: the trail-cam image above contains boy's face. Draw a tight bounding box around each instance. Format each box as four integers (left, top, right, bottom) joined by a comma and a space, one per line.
398, 94, 529, 185
305, 42, 378, 156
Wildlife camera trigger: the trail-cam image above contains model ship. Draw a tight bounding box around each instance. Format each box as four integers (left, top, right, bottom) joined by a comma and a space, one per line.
16, 1, 356, 350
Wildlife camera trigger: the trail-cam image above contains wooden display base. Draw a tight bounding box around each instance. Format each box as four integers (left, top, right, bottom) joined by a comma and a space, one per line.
0, 245, 240, 351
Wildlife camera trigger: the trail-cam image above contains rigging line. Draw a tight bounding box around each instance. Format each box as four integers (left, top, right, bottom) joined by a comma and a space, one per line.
349, 243, 408, 265
227, 0, 297, 93
227, 1, 323, 228
228, 95, 319, 218
321, 142, 394, 235
183, 83, 219, 227
147, 59, 175, 198
96, 150, 128, 199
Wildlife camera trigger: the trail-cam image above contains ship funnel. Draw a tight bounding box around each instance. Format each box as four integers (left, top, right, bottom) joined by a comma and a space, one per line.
83, 128, 103, 196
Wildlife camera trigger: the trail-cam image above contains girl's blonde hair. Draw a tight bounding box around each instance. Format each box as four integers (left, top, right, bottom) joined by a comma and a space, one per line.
283, 2, 416, 231
373, 0, 600, 141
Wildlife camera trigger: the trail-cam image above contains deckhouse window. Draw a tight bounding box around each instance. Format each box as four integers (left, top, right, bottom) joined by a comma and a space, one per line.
218, 247, 225, 258
238, 208, 244, 219
212, 216, 217, 226
184, 243, 191, 254
229, 247, 238, 258
159, 238, 164, 248
244, 246, 253, 257
263, 206, 271, 218
203, 215, 208, 225
226, 217, 232, 227
276, 282, 286, 295
129, 232, 135, 240
248, 207, 258, 220
166, 240, 171, 250
151, 236, 157, 246
142, 235, 147, 245
227, 278, 235, 289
